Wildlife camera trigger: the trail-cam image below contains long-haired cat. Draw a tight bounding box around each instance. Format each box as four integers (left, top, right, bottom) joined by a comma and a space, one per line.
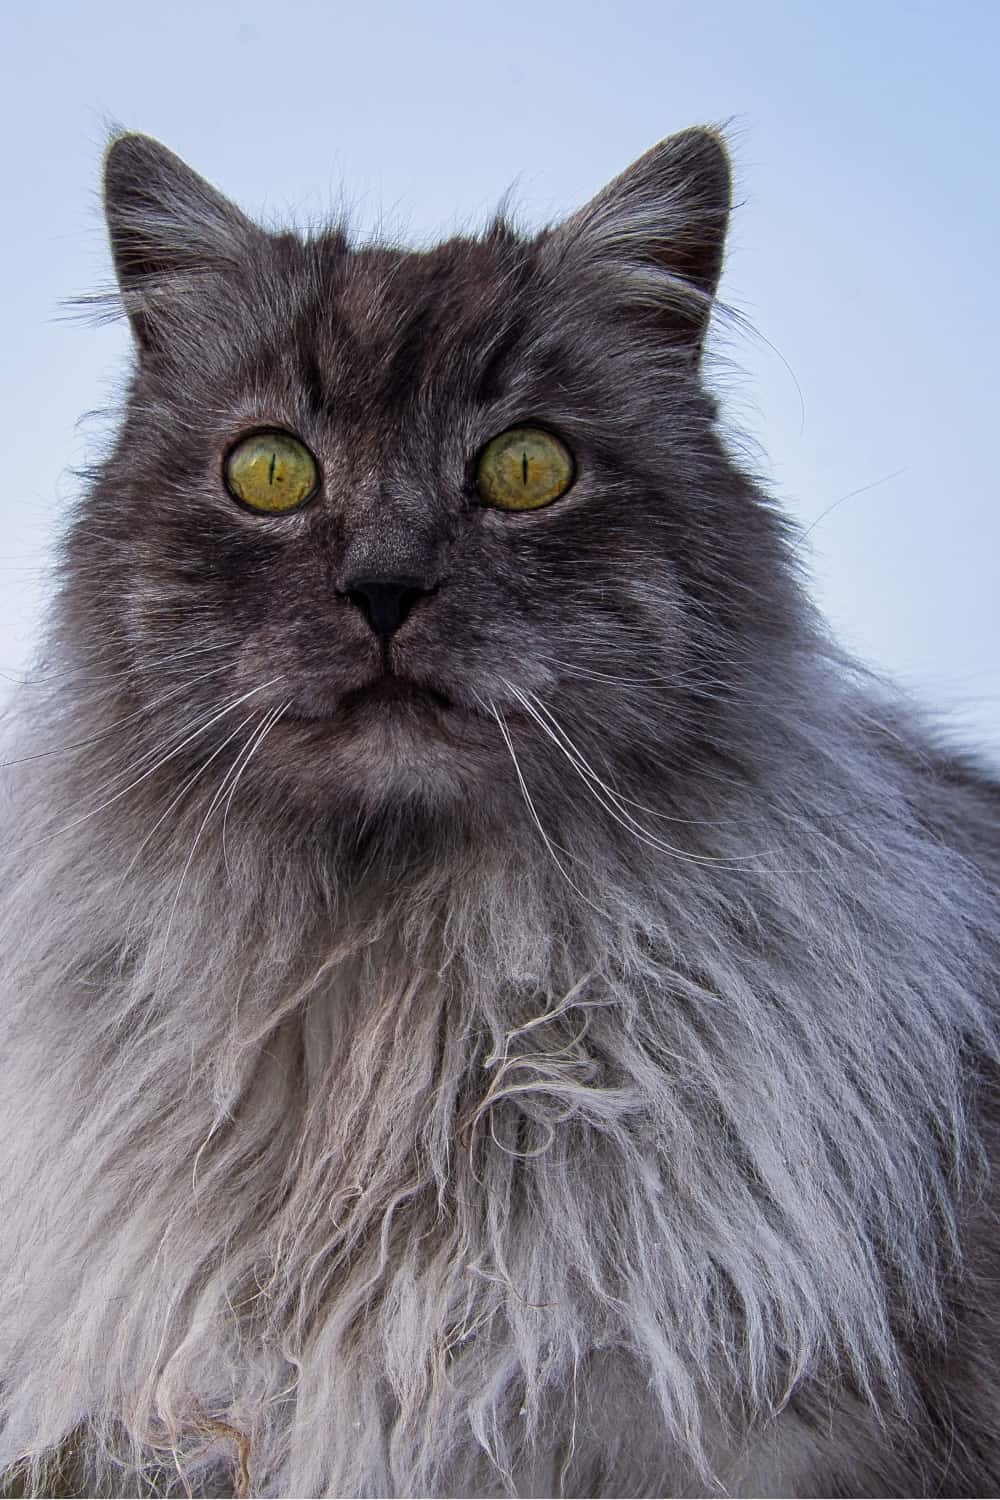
0, 126, 997, 1499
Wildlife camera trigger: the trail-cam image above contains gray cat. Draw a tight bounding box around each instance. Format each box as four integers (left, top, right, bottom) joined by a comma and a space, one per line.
0, 126, 997, 1498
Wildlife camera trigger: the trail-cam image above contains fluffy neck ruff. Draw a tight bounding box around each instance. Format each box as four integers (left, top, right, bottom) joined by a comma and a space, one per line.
0, 668, 993, 1497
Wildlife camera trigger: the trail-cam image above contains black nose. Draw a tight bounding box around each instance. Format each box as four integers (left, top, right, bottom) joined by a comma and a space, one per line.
341, 574, 433, 637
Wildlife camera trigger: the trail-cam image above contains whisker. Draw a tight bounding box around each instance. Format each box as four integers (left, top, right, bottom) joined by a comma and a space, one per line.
9, 680, 283, 861
533, 648, 779, 708
508, 680, 747, 830
516, 681, 915, 846
0, 660, 236, 772
70, 688, 271, 824
154, 701, 289, 993
531, 649, 686, 690
502, 680, 774, 869
116, 708, 266, 897
475, 693, 608, 918
220, 701, 291, 880
0, 640, 231, 689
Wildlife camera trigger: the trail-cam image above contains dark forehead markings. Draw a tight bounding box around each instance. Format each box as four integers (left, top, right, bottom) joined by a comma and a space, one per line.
295, 235, 537, 418
299, 347, 329, 419
294, 293, 359, 420
380, 303, 438, 411
378, 248, 538, 412
475, 315, 529, 406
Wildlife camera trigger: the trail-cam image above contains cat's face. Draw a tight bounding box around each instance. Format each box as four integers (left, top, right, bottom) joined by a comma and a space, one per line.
68, 131, 799, 829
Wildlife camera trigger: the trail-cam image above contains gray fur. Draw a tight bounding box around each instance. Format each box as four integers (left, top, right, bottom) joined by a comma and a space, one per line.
0, 128, 997, 1498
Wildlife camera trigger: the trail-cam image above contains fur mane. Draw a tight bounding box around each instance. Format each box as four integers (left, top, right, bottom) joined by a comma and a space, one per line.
1, 630, 995, 1496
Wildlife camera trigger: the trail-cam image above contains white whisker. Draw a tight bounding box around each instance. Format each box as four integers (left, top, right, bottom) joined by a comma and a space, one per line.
502, 678, 774, 868
9, 680, 283, 860
117, 708, 266, 896
0, 639, 230, 689
155, 700, 289, 997
220, 701, 291, 881
475, 693, 608, 917
0, 659, 235, 772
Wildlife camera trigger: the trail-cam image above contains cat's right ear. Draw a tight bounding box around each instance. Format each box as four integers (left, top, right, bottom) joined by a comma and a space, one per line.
103, 133, 258, 354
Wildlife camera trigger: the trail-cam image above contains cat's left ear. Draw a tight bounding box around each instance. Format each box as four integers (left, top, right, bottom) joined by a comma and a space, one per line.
543, 127, 732, 356
103, 133, 260, 354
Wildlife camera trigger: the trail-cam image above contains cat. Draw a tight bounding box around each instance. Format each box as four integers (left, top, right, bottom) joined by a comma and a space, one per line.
0, 124, 997, 1499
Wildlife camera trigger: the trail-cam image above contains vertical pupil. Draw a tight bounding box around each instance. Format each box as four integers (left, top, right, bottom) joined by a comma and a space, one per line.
268, 452, 277, 486
521, 451, 529, 486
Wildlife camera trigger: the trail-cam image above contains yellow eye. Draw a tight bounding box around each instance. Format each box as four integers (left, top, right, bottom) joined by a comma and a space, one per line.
476, 427, 575, 511
224, 431, 319, 513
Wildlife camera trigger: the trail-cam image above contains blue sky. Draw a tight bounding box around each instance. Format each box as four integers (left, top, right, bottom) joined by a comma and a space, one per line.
4, 0, 998, 750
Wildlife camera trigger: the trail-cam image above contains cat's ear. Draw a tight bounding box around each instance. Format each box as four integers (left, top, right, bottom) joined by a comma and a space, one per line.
103, 133, 259, 353
544, 127, 732, 355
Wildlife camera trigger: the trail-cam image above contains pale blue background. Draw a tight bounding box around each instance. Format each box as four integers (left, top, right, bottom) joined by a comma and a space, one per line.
4, 0, 998, 750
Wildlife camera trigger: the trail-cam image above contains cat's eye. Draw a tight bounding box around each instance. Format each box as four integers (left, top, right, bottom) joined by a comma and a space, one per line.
476, 427, 575, 511
224, 431, 319, 513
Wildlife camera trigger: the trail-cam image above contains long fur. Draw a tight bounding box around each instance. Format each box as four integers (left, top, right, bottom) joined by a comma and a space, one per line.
1, 129, 998, 1498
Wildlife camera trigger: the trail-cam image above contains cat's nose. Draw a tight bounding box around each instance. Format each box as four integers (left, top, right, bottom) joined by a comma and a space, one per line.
341, 574, 435, 637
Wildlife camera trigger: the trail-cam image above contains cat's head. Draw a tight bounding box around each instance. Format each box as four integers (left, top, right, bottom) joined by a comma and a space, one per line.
64, 129, 802, 840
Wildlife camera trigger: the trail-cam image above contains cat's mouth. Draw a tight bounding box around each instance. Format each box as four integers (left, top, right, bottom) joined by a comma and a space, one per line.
279, 671, 483, 745
337, 674, 455, 715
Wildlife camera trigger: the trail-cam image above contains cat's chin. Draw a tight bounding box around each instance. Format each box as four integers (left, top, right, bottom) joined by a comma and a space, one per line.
263, 676, 504, 817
